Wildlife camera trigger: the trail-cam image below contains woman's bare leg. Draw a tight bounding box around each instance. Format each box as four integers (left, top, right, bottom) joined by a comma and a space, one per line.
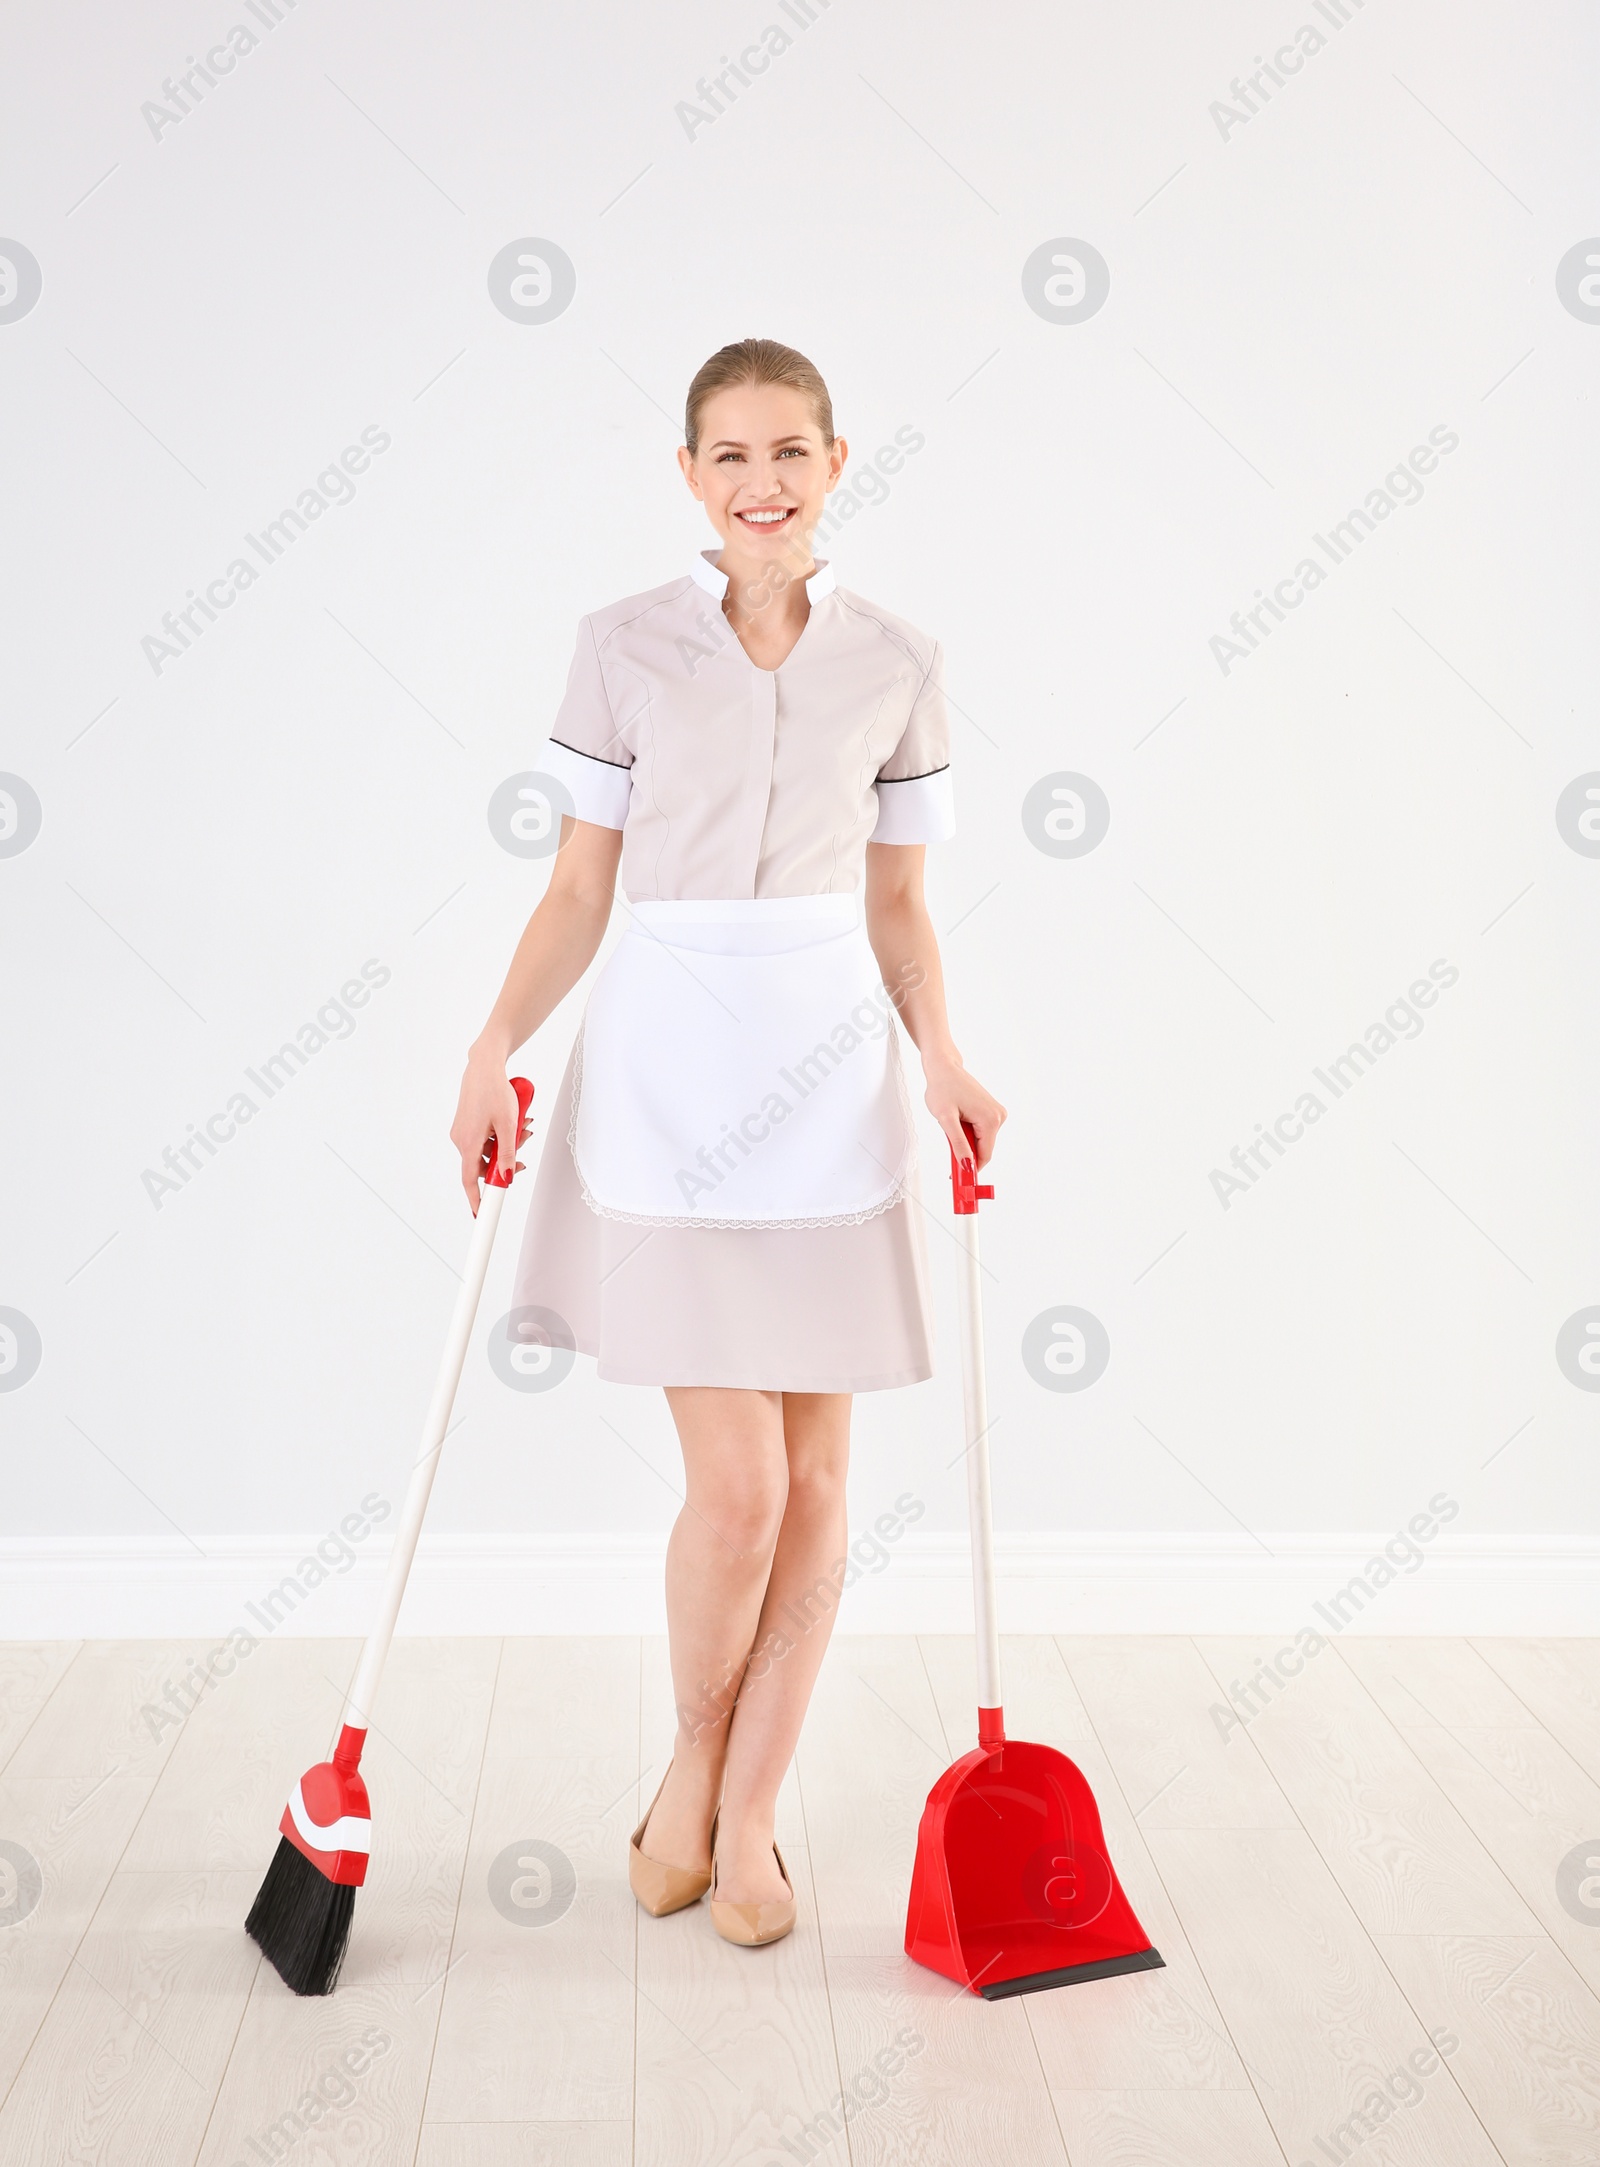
637, 1386, 789, 1874
714, 1391, 852, 1904
641, 1389, 853, 1905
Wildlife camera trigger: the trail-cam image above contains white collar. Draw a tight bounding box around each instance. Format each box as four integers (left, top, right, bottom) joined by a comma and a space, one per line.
688, 549, 836, 602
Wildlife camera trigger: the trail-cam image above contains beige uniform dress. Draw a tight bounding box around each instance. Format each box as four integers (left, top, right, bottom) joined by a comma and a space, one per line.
509, 551, 956, 1392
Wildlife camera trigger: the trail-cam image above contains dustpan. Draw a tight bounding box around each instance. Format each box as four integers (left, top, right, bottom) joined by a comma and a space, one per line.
903, 1127, 1165, 1999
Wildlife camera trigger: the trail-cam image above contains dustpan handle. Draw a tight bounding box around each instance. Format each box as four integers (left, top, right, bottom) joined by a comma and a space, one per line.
344, 1078, 534, 1731
952, 1123, 1003, 1746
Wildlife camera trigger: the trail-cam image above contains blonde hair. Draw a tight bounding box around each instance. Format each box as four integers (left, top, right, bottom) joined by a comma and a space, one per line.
684, 338, 835, 455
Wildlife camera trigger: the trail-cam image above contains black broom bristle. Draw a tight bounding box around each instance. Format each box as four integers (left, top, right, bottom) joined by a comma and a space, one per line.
245, 1836, 357, 1996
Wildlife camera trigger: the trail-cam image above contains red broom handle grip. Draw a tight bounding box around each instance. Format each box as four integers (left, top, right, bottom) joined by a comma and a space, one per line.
950, 1118, 994, 1214
483, 1075, 535, 1190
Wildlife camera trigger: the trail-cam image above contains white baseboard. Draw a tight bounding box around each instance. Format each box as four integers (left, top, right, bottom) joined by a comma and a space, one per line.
2, 1531, 1596, 1637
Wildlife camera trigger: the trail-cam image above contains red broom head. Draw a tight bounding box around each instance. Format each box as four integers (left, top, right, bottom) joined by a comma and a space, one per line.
246, 1725, 370, 1996
279, 1723, 372, 1886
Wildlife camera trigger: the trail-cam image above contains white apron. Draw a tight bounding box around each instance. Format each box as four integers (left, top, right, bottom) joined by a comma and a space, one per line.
569, 894, 915, 1228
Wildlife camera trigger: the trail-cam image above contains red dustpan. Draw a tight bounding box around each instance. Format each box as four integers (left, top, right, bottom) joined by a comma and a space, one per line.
904, 1127, 1165, 2000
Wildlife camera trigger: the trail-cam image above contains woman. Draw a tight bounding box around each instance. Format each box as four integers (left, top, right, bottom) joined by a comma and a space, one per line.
450, 338, 1004, 1947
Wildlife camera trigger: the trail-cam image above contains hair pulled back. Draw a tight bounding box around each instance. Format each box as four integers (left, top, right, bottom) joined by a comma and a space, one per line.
684, 338, 834, 454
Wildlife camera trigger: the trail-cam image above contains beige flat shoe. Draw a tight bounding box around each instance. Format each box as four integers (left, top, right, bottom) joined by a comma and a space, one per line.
708, 1828, 796, 1947
628, 1766, 713, 1917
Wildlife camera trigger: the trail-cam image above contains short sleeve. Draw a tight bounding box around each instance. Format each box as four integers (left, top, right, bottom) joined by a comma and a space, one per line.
871, 639, 954, 844
540, 617, 633, 830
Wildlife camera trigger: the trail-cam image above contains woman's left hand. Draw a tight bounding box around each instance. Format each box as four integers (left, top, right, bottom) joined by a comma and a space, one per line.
923, 1055, 1006, 1171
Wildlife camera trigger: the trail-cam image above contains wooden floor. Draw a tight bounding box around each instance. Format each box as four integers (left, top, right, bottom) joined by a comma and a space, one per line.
1, 1634, 1598, 2165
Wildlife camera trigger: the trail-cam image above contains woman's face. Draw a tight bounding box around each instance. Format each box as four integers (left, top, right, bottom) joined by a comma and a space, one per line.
678, 381, 846, 565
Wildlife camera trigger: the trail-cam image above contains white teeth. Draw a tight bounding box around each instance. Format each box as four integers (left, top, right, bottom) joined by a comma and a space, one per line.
742, 509, 789, 523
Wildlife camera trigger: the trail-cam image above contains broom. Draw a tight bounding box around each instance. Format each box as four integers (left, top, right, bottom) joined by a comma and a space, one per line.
245, 1078, 534, 1994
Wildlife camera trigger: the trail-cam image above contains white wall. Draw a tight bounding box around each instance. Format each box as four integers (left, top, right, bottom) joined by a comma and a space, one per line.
4, 0, 1597, 1633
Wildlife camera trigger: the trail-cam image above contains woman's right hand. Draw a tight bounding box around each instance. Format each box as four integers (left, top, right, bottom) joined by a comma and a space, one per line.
450, 1047, 522, 1213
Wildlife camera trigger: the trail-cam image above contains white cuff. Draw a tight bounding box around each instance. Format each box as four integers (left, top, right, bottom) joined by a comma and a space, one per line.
870, 767, 955, 844
541, 739, 632, 830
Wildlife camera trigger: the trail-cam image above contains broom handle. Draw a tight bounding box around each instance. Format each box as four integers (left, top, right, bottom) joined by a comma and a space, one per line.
951, 1123, 1002, 1735
960, 1210, 1003, 1719
343, 1081, 532, 1732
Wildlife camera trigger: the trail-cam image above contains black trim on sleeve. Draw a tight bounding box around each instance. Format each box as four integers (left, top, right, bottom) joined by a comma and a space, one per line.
875, 764, 950, 784
549, 737, 632, 771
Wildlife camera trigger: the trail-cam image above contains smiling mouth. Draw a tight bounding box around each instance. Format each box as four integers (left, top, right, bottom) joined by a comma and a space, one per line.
735, 506, 796, 529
